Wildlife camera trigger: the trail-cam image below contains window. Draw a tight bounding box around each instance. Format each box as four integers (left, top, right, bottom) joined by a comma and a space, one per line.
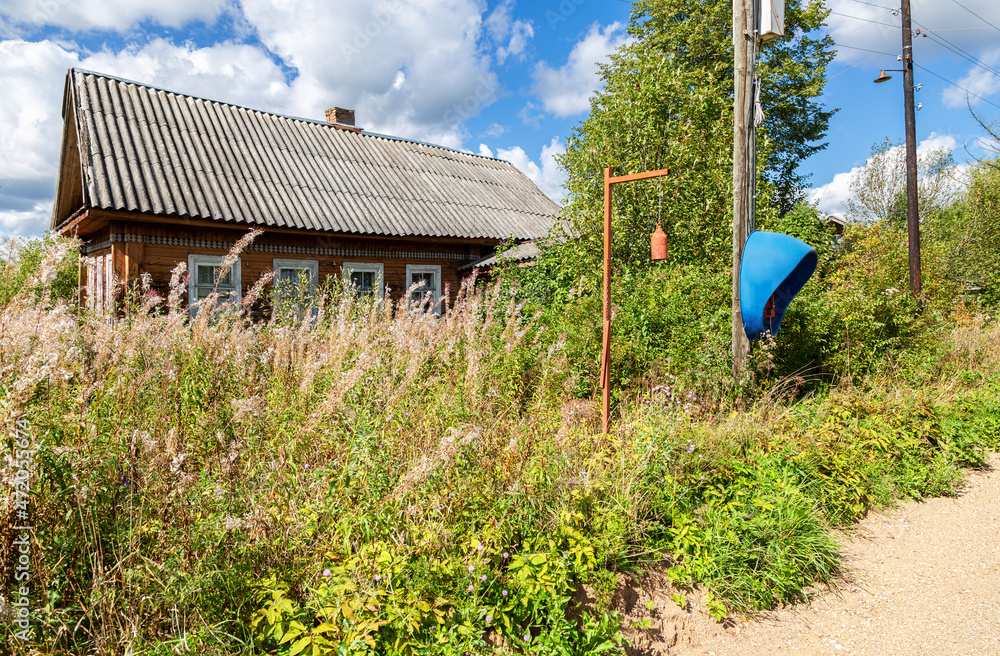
405, 264, 442, 311
342, 262, 384, 298
85, 253, 114, 313
273, 259, 319, 294
188, 254, 242, 316
272, 258, 319, 316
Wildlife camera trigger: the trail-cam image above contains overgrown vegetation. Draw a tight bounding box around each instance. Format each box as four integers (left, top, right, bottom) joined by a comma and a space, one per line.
1, 232, 999, 654
3, 1, 1000, 652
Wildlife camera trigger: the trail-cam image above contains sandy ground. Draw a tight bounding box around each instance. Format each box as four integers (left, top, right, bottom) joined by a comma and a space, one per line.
614, 454, 1000, 656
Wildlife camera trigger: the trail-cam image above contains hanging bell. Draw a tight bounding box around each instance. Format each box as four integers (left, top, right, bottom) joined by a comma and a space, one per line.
651, 224, 667, 261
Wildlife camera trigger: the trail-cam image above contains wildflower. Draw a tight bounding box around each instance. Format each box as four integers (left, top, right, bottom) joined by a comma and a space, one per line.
485, 615, 493, 624
501, 552, 509, 559
468, 565, 475, 573
468, 584, 474, 592
322, 569, 332, 578
502, 590, 508, 597
375, 574, 382, 582
481, 575, 487, 582
476, 544, 485, 553
524, 633, 530, 643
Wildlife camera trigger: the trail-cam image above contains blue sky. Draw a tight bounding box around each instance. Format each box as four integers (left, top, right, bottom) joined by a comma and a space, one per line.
1, 0, 998, 238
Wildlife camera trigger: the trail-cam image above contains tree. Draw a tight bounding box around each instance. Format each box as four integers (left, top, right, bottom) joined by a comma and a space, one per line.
967, 104, 1000, 168
546, 0, 837, 283
846, 137, 959, 226
630, 0, 836, 213
499, 0, 839, 385
949, 161, 1000, 307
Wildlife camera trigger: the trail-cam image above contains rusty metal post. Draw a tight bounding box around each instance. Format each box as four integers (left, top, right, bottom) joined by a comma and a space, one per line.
599, 166, 671, 434
601, 166, 613, 434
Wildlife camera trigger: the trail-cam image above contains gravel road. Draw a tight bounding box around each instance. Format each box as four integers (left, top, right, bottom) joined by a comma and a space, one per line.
677, 454, 1000, 656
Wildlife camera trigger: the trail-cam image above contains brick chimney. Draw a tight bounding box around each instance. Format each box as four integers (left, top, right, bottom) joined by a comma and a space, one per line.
325, 107, 354, 125
324, 107, 361, 133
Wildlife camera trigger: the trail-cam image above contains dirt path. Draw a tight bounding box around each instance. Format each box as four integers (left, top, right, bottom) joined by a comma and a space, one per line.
616, 455, 1000, 656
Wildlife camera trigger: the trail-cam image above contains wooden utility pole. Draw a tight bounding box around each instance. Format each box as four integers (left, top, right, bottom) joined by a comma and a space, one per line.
732, 0, 754, 378
901, 0, 922, 297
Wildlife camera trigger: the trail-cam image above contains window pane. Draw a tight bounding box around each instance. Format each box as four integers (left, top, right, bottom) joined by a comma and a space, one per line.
350, 270, 377, 294
197, 264, 215, 286
279, 268, 303, 285
198, 264, 232, 287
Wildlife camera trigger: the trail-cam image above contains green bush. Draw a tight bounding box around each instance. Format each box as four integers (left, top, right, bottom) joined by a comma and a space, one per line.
0, 233, 79, 308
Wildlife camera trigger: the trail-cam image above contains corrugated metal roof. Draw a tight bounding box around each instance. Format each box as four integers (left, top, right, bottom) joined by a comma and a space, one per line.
60, 68, 560, 240
460, 241, 541, 271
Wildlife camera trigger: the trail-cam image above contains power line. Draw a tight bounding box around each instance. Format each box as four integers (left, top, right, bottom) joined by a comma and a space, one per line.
835, 5, 1000, 89
833, 42, 898, 57
919, 29, 1000, 78
915, 63, 1000, 111
829, 52, 882, 79
844, 0, 897, 10
948, 0, 1000, 33
828, 10, 901, 29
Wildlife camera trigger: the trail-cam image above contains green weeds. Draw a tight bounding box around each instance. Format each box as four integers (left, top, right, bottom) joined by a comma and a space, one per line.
1, 241, 999, 654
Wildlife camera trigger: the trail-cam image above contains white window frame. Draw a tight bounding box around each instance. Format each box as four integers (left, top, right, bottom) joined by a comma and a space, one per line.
341, 262, 384, 299
85, 254, 113, 314
188, 254, 242, 317
405, 264, 442, 312
273, 258, 319, 293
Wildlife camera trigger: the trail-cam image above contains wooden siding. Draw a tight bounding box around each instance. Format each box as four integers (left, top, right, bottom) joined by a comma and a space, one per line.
94, 219, 488, 308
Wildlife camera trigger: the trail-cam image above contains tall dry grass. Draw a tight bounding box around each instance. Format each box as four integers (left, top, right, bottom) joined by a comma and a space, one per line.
1, 236, 998, 655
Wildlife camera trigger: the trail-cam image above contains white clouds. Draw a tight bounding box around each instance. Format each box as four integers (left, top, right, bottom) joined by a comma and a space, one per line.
0, 1, 574, 236
0, 40, 76, 184
918, 132, 958, 154
826, 0, 1000, 64
497, 137, 566, 203
530, 22, 629, 118
942, 48, 1000, 108
0, 37, 290, 236
82, 39, 291, 111
0, 0, 228, 32
808, 132, 960, 218
0, 201, 52, 239
808, 168, 856, 220
240, 0, 499, 148
485, 0, 534, 64
478, 144, 494, 158
481, 123, 505, 138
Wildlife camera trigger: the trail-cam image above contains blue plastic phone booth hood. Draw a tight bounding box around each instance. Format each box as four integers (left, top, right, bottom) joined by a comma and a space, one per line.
739, 230, 818, 341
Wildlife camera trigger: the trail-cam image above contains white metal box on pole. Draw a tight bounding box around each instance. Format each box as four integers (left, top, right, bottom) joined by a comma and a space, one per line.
759, 0, 785, 42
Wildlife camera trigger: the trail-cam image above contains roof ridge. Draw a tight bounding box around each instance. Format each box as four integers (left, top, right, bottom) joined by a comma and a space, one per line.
69, 67, 510, 164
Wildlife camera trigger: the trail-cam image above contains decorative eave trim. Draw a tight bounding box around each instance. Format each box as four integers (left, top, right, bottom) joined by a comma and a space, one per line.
81, 232, 481, 262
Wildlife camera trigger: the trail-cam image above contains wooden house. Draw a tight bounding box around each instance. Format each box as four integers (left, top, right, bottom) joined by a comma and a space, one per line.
51, 68, 560, 314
